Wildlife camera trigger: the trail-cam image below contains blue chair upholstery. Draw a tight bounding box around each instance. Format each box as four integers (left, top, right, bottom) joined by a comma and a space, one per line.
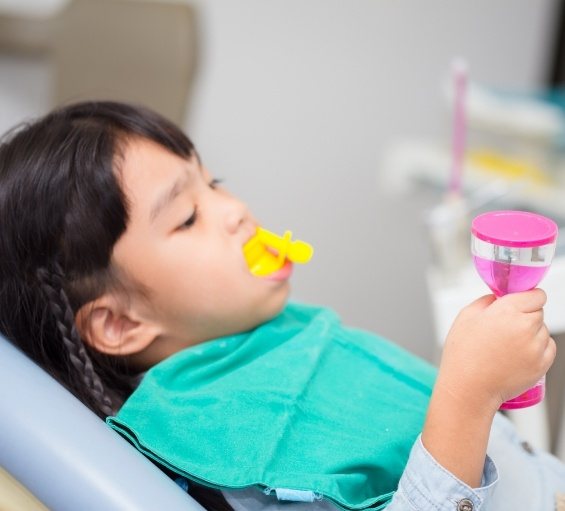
0, 334, 203, 510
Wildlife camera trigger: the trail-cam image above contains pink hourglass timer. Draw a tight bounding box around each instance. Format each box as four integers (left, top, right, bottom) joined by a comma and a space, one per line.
471, 210, 558, 409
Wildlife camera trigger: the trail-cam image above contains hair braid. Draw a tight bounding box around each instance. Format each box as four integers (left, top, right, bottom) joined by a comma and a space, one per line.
36, 263, 115, 417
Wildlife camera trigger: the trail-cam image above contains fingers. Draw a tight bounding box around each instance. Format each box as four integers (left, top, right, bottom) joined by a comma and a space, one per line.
465, 288, 546, 315
525, 308, 544, 327
466, 293, 497, 311
533, 323, 556, 373
540, 336, 557, 374
499, 288, 547, 313
534, 322, 551, 345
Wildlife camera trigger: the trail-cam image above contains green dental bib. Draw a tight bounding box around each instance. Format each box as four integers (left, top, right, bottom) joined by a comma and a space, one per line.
107, 303, 436, 510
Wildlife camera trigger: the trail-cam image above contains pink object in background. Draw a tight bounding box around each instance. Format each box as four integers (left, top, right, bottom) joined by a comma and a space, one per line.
471, 210, 558, 409
448, 59, 467, 196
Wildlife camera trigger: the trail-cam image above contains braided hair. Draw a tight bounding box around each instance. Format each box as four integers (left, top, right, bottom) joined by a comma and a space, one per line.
0, 101, 237, 511
0, 101, 194, 418
35, 263, 114, 416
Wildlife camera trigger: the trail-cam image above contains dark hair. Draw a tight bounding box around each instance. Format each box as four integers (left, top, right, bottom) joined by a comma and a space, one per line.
0, 101, 236, 510
0, 100, 195, 418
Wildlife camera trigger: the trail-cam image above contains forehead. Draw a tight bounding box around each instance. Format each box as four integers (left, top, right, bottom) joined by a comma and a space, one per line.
118, 137, 197, 208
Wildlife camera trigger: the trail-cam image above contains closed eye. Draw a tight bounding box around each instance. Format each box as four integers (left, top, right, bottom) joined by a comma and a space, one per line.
177, 179, 222, 230
179, 206, 199, 230
209, 178, 223, 189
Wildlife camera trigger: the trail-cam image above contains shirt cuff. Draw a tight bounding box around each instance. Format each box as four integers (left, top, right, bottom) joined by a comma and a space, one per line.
391, 435, 498, 511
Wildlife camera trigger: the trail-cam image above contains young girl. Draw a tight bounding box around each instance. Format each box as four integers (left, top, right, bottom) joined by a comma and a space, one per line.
0, 101, 563, 511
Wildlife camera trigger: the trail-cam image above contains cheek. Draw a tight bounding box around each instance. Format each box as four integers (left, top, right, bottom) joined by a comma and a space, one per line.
155, 249, 246, 299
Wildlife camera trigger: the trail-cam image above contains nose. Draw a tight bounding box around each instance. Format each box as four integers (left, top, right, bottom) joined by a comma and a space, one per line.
222, 192, 254, 235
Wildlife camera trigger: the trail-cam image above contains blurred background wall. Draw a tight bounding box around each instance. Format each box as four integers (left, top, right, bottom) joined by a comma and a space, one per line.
0, 0, 559, 362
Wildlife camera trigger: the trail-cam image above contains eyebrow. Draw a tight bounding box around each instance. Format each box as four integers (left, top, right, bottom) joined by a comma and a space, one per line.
149, 173, 192, 223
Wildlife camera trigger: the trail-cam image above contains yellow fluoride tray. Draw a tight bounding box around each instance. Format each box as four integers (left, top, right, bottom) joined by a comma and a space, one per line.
243, 228, 314, 276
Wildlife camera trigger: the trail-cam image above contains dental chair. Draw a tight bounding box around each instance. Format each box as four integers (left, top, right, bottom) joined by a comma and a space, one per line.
0, 334, 204, 511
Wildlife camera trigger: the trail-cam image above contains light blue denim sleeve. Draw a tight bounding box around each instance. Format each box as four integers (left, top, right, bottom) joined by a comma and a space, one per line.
386, 434, 498, 510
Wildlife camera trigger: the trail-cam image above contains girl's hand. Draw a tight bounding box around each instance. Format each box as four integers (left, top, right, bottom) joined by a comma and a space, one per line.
421, 289, 555, 488
437, 288, 556, 414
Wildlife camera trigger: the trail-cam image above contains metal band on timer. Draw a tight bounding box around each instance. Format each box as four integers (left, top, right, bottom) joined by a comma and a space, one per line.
471, 237, 556, 267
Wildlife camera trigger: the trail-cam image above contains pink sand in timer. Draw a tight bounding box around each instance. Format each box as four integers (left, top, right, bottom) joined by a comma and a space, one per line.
471, 210, 558, 409
473, 258, 551, 298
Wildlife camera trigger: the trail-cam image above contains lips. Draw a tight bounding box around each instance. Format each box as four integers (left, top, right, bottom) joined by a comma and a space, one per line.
263, 259, 293, 281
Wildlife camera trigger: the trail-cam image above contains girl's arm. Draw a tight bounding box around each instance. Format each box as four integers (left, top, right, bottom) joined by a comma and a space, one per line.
386, 289, 554, 510
423, 289, 554, 487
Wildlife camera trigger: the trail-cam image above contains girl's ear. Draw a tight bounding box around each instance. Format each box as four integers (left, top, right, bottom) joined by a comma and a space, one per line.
75, 294, 161, 356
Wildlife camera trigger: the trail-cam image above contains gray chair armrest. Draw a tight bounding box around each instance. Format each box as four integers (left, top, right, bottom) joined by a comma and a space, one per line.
0, 335, 203, 511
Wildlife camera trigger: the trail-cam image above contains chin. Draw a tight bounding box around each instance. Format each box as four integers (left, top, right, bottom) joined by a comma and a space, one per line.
267, 296, 288, 320
248, 286, 289, 327
265, 286, 290, 319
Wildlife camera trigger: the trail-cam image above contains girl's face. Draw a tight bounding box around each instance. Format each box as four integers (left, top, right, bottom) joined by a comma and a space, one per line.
111, 137, 290, 363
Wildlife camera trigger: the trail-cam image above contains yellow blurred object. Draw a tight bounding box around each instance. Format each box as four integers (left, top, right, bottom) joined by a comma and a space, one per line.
469, 150, 553, 185
243, 228, 314, 277
0, 467, 48, 511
